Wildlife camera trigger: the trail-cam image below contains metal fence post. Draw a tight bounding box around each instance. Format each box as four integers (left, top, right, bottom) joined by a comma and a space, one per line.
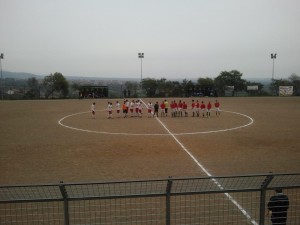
259, 173, 274, 225
59, 181, 70, 225
166, 177, 173, 225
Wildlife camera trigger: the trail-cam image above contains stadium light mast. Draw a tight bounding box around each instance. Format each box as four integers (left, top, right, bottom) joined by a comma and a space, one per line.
0, 53, 4, 100
138, 52, 144, 87
271, 53, 277, 80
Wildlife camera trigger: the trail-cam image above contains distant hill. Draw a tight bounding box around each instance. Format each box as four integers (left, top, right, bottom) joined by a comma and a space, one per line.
2, 70, 273, 85
2, 71, 139, 82
246, 77, 272, 85
2, 71, 44, 79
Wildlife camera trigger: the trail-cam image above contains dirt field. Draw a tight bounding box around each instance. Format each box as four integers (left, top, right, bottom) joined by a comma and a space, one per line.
0, 97, 299, 185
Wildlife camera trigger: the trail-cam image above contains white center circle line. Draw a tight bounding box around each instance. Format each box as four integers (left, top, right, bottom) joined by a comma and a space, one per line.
58, 109, 254, 136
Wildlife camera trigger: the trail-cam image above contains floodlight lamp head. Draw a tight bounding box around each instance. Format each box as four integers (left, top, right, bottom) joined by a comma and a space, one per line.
0, 53, 3, 59
271, 53, 277, 59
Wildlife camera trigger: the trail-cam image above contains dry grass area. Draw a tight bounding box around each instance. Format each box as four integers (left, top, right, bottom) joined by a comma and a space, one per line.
0, 97, 299, 185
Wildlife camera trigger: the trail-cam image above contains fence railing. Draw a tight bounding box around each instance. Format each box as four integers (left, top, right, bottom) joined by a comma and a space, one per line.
0, 173, 299, 225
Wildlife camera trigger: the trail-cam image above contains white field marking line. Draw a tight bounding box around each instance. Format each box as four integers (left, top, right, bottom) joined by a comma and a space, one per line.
58, 110, 168, 136
58, 109, 254, 136
140, 99, 258, 225
175, 109, 254, 135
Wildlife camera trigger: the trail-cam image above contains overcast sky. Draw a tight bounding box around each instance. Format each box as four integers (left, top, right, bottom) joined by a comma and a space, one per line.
1, 0, 299, 80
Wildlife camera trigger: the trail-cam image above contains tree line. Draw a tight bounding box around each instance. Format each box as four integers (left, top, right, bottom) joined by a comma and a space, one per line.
2, 70, 300, 99
26, 72, 69, 99
125, 70, 300, 98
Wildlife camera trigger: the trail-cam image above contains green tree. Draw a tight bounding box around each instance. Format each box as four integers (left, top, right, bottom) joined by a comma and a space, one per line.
43, 72, 69, 98
156, 78, 167, 97
25, 77, 40, 99
270, 78, 292, 95
197, 77, 214, 96
181, 79, 195, 97
141, 78, 157, 97
288, 73, 300, 96
70, 82, 80, 92
164, 80, 174, 97
214, 70, 246, 96
197, 77, 214, 87
170, 81, 183, 97
125, 81, 139, 97
70, 82, 81, 98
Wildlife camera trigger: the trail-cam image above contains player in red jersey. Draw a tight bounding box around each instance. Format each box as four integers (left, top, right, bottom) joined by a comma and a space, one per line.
178, 100, 183, 117
173, 101, 178, 117
170, 101, 175, 117
200, 101, 206, 117
182, 101, 188, 117
195, 100, 200, 117
207, 101, 212, 118
215, 99, 221, 116
191, 100, 195, 117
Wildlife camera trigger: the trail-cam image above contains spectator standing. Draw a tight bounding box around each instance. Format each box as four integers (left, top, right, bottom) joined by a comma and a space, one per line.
267, 189, 289, 225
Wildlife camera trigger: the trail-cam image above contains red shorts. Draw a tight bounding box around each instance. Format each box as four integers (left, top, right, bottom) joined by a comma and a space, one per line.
108, 111, 112, 114
148, 109, 151, 113
130, 109, 134, 113
92, 111, 95, 115
135, 108, 139, 113
117, 110, 120, 113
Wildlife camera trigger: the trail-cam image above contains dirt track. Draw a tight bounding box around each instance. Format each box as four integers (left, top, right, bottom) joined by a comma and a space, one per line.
0, 97, 299, 185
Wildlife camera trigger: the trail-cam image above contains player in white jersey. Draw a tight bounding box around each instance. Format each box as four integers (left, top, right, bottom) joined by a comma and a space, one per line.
115, 101, 120, 118
91, 102, 96, 119
147, 102, 153, 117
135, 100, 140, 117
130, 100, 135, 117
107, 102, 113, 119
125, 100, 130, 116
138, 101, 143, 117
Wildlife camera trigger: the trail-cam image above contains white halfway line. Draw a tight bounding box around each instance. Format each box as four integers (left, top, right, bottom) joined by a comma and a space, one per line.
140, 99, 258, 225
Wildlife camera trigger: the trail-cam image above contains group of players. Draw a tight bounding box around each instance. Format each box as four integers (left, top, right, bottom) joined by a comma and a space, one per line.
91, 99, 221, 119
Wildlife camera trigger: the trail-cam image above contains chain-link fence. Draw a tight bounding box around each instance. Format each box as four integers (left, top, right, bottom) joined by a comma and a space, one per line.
0, 173, 299, 225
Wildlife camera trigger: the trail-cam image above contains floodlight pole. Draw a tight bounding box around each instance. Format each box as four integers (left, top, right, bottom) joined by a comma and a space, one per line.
0, 53, 4, 100
138, 53, 144, 88
271, 53, 277, 80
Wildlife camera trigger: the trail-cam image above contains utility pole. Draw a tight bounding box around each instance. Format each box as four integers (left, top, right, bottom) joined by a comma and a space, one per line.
271, 53, 277, 80
0, 53, 4, 100
138, 52, 144, 88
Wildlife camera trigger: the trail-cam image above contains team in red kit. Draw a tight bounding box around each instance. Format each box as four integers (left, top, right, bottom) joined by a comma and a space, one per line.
91, 99, 221, 119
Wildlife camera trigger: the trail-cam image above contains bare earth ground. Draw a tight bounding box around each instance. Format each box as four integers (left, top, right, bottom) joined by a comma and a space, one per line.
0, 97, 299, 185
